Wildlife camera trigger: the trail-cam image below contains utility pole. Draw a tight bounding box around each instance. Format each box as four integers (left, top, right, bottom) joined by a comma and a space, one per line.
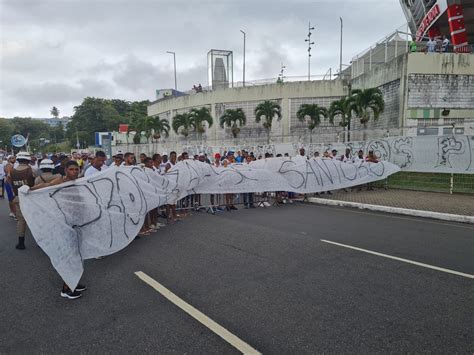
166, 51, 177, 91
240, 30, 246, 87
305, 22, 315, 81
340, 17, 343, 77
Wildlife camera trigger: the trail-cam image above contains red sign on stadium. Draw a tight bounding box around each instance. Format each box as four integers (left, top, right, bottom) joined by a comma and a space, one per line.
416, 4, 441, 40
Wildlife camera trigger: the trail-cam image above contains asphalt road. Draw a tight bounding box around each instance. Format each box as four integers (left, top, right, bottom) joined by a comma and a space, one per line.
0, 198, 472, 353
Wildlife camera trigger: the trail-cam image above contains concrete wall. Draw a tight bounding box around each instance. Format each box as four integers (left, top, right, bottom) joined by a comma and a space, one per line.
148, 80, 347, 146
142, 52, 474, 154
404, 53, 474, 137
349, 54, 407, 141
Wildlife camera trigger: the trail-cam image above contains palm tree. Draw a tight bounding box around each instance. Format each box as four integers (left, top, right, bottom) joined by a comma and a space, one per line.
150, 116, 170, 152
296, 104, 328, 143
254, 100, 282, 144
219, 108, 247, 139
328, 96, 356, 142
150, 116, 170, 141
50, 106, 59, 119
349, 88, 385, 140
141, 116, 157, 143
190, 107, 213, 141
172, 112, 194, 143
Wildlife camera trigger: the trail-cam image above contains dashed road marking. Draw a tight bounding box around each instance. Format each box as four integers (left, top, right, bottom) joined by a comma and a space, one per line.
320, 240, 474, 279
135, 271, 261, 354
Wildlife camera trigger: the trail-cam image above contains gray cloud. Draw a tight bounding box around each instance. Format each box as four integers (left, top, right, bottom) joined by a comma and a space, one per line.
0, 0, 405, 117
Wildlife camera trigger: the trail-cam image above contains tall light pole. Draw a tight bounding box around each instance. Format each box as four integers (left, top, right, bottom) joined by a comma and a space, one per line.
240, 30, 246, 87
339, 17, 343, 77
305, 22, 315, 81
166, 51, 177, 91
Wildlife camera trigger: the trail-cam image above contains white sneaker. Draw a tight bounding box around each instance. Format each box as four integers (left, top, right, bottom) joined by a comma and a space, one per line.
157, 222, 166, 227
9, 212, 16, 218
149, 224, 160, 230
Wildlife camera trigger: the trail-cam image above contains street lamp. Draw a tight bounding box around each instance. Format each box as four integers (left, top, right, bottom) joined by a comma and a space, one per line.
240, 30, 246, 87
166, 51, 177, 91
305, 22, 315, 81
340, 17, 343, 76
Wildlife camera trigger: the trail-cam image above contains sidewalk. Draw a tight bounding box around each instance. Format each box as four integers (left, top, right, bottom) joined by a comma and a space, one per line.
306, 189, 474, 223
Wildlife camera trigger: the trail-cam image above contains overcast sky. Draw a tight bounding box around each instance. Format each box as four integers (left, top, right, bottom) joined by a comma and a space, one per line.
0, 0, 406, 118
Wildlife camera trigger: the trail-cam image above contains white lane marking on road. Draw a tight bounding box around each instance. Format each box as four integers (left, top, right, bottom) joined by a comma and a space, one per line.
320, 240, 474, 279
315, 204, 474, 230
135, 271, 261, 354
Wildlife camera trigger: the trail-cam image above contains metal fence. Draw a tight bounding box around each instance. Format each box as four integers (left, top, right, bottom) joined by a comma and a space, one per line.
373, 172, 474, 194
351, 23, 473, 78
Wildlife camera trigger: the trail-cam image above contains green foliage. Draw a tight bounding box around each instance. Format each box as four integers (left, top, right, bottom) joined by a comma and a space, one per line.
296, 104, 328, 132
255, 100, 282, 143
66, 97, 150, 146
219, 108, 247, 138
0, 118, 15, 149
130, 115, 170, 143
328, 96, 355, 127
172, 107, 213, 141
349, 88, 385, 126
50, 106, 60, 119
190, 107, 213, 135
11, 117, 50, 139
172, 112, 193, 138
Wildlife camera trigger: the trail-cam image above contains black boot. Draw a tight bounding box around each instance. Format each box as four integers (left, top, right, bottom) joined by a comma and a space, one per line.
16, 237, 25, 250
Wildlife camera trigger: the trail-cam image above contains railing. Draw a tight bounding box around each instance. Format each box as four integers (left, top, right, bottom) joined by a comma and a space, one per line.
351, 23, 473, 78
151, 74, 336, 104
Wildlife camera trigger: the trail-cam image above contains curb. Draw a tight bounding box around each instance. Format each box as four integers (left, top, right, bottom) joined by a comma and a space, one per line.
306, 197, 474, 224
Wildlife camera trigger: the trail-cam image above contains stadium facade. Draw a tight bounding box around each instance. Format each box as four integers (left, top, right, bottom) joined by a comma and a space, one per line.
112, 2, 474, 155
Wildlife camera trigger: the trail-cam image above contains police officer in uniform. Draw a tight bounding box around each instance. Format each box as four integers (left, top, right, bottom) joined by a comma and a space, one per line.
7, 152, 35, 250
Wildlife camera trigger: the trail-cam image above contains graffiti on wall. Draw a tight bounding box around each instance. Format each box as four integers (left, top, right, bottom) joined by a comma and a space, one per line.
115, 135, 474, 174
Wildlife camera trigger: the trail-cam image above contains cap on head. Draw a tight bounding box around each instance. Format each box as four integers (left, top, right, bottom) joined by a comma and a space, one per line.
162, 152, 168, 156
16, 151, 31, 161
214, 153, 221, 159
39, 159, 55, 170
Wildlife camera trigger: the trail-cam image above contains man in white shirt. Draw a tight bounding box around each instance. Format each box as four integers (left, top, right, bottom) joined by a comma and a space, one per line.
84, 151, 108, 177
426, 38, 436, 53
441, 36, 450, 52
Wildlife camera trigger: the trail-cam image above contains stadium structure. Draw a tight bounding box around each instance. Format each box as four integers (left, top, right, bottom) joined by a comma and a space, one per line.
400, 0, 473, 49
110, 2, 473, 155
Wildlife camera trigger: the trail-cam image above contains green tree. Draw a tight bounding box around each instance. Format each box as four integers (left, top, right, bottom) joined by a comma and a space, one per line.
349, 88, 385, 140
254, 100, 282, 144
50, 106, 59, 119
219, 108, 247, 139
172, 112, 194, 142
328, 96, 356, 142
67, 97, 121, 145
150, 116, 170, 141
11, 117, 50, 140
190, 107, 213, 140
110, 99, 131, 117
296, 104, 328, 143
0, 118, 15, 150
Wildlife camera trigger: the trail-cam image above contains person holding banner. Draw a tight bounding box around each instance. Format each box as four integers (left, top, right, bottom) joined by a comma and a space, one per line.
29, 160, 87, 300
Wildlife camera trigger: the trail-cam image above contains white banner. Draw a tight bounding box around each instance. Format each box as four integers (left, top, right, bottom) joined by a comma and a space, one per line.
19, 158, 399, 290
178, 135, 474, 175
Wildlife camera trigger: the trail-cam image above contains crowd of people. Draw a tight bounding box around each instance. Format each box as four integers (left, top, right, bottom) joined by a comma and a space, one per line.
410, 35, 452, 53
0, 146, 380, 299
